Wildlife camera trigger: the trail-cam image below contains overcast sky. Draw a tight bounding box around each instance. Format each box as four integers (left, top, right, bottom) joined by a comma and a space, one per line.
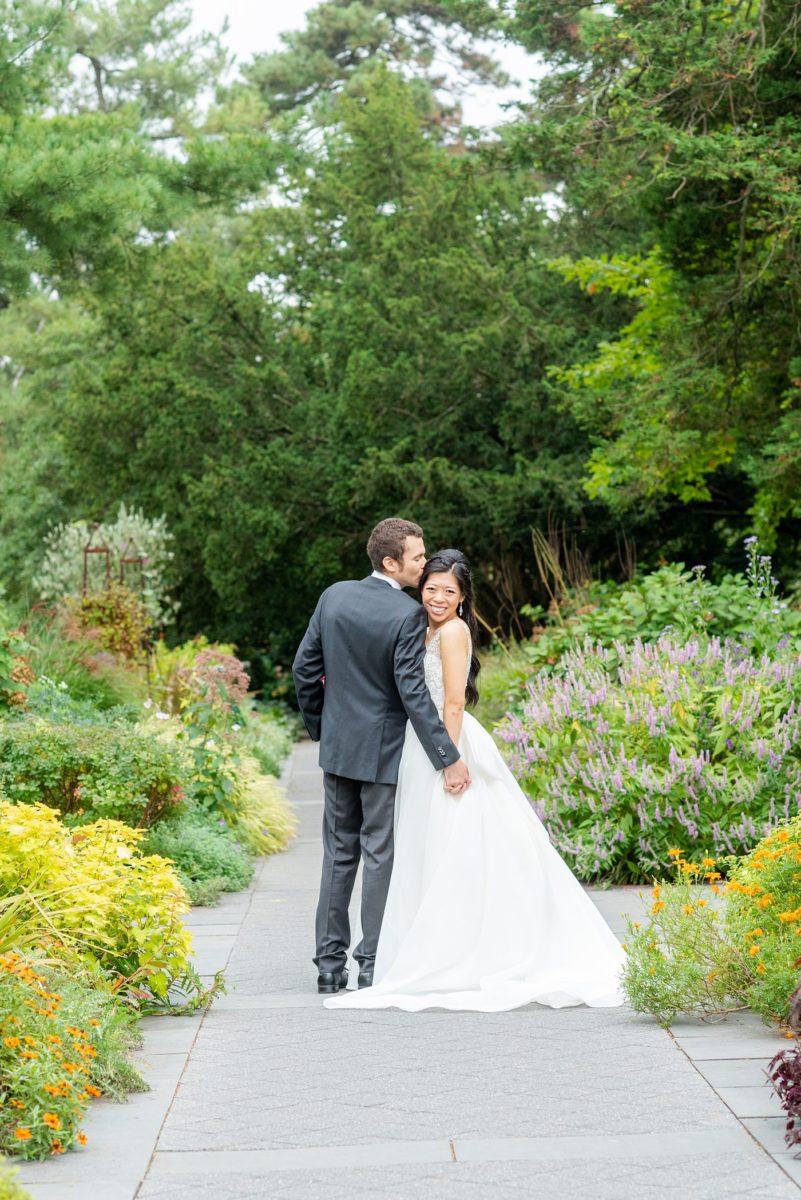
189, 0, 542, 127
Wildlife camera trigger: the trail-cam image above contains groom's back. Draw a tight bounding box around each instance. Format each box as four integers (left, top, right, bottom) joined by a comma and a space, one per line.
315, 577, 424, 783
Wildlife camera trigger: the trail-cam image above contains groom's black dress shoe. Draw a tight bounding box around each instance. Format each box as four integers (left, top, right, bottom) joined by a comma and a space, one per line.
317, 968, 348, 995
358, 970, 374, 989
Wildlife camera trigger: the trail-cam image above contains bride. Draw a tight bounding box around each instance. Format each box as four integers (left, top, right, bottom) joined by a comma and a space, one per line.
325, 548, 624, 1013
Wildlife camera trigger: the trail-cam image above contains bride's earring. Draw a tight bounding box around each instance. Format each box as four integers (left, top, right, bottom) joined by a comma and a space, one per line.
458, 602, 464, 617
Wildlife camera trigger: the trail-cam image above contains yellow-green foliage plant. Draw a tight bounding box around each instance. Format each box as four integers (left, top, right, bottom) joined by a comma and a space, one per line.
623, 820, 801, 1026
0, 1158, 32, 1197
0, 801, 192, 999
148, 636, 237, 716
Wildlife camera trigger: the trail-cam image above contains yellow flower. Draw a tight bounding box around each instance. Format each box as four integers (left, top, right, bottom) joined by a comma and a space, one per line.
651, 900, 665, 915
707, 971, 719, 983
667, 848, 683, 859
702, 856, 716, 868
750, 945, 760, 956
757, 894, 774, 909
652, 885, 662, 899
682, 904, 694, 915
756, 963, 766, 975
696, 899, 707, 907
706, 872, 722, 882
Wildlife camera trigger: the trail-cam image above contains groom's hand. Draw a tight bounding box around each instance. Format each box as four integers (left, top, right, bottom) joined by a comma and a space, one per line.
444, 759, 471, 795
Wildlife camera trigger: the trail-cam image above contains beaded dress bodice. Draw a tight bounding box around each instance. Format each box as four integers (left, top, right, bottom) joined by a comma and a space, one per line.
424, 624, 472, 718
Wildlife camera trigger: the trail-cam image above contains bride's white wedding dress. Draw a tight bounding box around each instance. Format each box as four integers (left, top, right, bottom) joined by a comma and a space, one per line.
324, 625, 624, 1012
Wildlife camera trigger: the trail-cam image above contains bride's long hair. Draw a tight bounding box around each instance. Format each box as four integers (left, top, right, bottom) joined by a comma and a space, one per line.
420, 548, 481, 708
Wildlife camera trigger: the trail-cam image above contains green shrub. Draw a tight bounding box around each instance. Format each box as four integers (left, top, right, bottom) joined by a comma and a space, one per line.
473, 643, 533, 729
66, 583, 151, 662
623, 820, 801, 1026
521, 545, 801, 679
23, 609, 147, 712
142, 812, 254, 903
237, 709, 294, 777
0, 719, 186, 827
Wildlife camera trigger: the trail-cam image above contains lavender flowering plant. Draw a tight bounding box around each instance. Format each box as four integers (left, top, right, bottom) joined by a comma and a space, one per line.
501, 635, 801, 882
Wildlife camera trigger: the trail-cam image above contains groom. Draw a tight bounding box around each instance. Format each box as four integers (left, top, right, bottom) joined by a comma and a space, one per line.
293, 517, 471, 994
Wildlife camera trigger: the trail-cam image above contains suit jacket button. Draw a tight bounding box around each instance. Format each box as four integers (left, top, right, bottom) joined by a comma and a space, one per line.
438, 747, 446, 756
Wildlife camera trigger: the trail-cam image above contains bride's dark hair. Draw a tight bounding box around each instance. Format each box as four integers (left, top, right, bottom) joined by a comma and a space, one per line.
420, 548, 481, 708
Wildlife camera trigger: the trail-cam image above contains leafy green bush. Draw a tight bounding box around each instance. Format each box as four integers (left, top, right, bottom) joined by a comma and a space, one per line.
0, 719, 186, 827
238, 709, 294, 778
521, 545, 801, 679
623, 821, 801, 1026
142, 811, 254, 905
502, 634, 801, 882
66, 583, 152, 662
23, 609, 147, 712
0, 625, 32, 713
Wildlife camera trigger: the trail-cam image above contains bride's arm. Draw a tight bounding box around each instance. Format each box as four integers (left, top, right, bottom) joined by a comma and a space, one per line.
439, 620, 470, 747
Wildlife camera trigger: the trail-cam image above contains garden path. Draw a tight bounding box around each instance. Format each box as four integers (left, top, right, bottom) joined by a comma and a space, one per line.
18, 741, 801, 1199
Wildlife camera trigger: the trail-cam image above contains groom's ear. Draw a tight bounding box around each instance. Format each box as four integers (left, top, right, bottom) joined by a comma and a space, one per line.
382, 555, 400, 576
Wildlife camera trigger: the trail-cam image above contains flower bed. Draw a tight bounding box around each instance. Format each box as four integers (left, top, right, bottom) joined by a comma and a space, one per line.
501, 635, 801, 882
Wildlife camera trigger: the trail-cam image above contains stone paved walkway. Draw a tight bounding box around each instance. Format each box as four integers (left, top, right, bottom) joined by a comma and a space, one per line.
18, 741, 801, 1199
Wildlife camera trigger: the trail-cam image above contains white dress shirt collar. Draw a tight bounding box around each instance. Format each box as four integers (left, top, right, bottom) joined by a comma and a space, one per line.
371, 570, 402, 590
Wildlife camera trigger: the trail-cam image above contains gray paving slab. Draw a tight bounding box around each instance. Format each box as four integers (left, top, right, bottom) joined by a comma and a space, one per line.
138, 1152, 798, 1200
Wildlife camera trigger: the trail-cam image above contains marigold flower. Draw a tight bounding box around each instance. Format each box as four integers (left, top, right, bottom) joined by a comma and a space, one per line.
88, 1019, 100, 1027
85, 1084, 102, 1098
24, 1036, 37, 1047
750, 945, 760, 956
43, 1112, 61, 1130
667, 848, 683, 859
651, 900, 665, 915
696, 899, 707, 907
3, 1036, 20, 1048
9, 1099, 24, 1109
702, 856, 716, 868
77, 1131, 88, 1146
652, 884, 662, 899
706, 872, 722, 882
14, 1128, 31, 1140
757, 894, 774, 909
756, 963, 766, 974
707, 971, 719, 983
43, 1084, 61, 1097
20, 1049, 38, 1059
682, 904, 694, 915
47, 1035, 62, 1045
51, 1140, 65, 1154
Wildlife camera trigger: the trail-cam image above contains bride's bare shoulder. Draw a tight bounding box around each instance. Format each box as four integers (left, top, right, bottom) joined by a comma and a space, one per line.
439, 619, 470, 648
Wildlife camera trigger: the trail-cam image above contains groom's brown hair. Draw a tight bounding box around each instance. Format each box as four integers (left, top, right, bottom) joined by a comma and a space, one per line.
367, 518, 424, 571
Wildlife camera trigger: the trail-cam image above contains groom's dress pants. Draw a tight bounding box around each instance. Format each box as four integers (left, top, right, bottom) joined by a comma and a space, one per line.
315, 772, 396, 974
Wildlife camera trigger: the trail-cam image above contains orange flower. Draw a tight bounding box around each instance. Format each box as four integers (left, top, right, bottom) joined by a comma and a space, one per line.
756, 963, 766, 974
3, 1036, 20, 1048
750, 945, 760, 956
43, 1084, 61, 1097
20, 1050, 38, 1059
667, 848, 683, 859
51, 1140, 65, 1154
696, 899, 707, 908
706, 872, 722, 882
702, 856, 716, 868
47, 1035, 62, 1045
9, 1099, 24, 1110
14, 1128, 31, 1140
88, 1019, 100, 1027
652, 885, 662, 899
23, 1036, 37, 1047
756, 894, 774, 909
77, 1131, 88, 1146
651, 900, 665, 915
43, 1113, 61, 1130
85, 1084, 102, 1098
682, 904, 694, 915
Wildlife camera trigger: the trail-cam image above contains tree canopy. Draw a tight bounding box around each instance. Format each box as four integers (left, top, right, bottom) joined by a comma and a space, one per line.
2, 0, 801, 668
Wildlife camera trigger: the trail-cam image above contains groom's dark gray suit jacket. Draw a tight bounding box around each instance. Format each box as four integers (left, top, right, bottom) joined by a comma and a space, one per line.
292, 576, 460, 785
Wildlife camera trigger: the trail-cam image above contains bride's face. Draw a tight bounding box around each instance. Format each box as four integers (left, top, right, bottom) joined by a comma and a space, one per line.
422, 571, 462, 626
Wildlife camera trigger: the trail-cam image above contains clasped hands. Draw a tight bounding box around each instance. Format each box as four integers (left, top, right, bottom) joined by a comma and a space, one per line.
443, 759, 471, 796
